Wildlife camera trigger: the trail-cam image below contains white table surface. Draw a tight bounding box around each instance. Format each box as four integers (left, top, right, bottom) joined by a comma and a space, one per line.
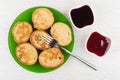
0, 0, 120, 80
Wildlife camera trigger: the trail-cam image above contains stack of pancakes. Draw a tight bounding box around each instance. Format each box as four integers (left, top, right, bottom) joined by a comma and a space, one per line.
12, 8, 72, 68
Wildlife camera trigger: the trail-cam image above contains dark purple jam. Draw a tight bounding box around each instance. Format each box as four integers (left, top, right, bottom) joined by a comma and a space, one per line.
87, 32, 111, 56
70, 5, 94, 28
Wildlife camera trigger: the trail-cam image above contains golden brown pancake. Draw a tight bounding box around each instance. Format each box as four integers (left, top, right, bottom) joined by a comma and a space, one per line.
30, 30, 51, 50
32, 8, 54, 30
39, 48, 64, 68
16, 43, 38, 65
50, 22, 72, 46
12, 22, 33, 44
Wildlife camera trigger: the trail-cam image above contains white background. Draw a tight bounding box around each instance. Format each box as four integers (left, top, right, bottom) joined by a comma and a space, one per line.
0, 0, 120, 80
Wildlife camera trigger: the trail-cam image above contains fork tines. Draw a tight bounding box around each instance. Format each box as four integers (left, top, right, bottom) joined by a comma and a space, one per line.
42, 35, 57, 47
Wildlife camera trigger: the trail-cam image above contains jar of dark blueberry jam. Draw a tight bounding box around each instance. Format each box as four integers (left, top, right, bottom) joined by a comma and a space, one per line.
70, 5, 94, 28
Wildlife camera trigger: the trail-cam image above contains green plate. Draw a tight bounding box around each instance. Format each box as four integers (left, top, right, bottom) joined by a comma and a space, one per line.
8, 6, 74, 73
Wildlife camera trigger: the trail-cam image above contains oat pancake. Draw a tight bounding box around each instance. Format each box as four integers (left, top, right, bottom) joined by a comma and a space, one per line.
39, 48, 64, 68
12, 22, 33, 44
30, 30, 51, 50
50, 22, 72, 46
32, 8, 54, 30
16, 43, 38, 65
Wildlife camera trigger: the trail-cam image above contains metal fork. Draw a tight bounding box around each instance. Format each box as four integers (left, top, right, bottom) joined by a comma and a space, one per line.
42, 34, 98, 71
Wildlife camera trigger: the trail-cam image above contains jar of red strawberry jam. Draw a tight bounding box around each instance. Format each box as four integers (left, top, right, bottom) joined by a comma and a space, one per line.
86, 32, 111, 57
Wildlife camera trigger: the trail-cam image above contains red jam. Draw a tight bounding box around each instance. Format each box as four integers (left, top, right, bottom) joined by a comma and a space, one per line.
87, 32, 111, 56
70, 5, 94, 28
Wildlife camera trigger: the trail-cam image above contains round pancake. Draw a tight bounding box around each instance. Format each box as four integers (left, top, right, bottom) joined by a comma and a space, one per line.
30, 30, 51, 50
12, 22, 33, 44
16, 43, 38, 65
39, 48, 64, 68
50, 22, 72, 46
32, 8, 54, 30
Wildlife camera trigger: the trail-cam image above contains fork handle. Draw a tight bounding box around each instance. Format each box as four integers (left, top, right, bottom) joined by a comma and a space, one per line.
61, 47, 98, 71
